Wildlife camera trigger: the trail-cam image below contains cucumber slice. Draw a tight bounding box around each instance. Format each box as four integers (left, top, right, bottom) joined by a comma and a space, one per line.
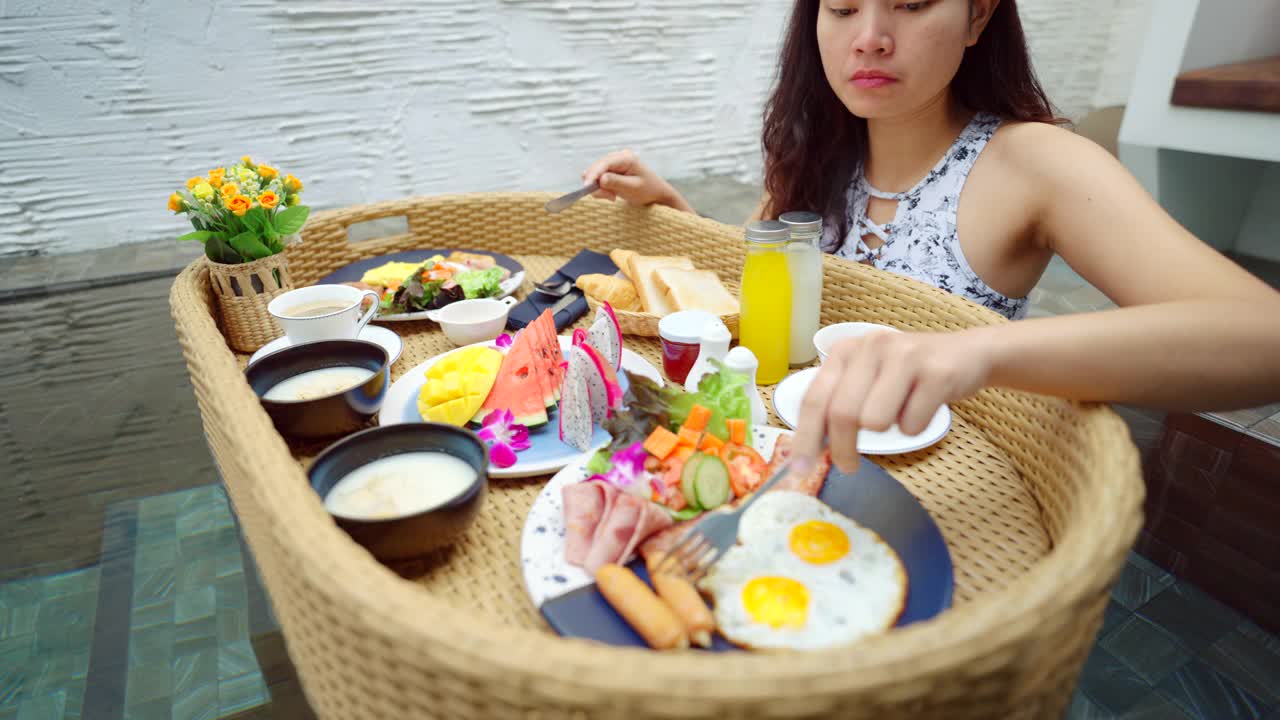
693, 456, 732, 510
681, 454, 710, 509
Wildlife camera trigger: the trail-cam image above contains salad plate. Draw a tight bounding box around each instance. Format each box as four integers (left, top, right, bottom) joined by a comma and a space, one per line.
315, 249, 526, 322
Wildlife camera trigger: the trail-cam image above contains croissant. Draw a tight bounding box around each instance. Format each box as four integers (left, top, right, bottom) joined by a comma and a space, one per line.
610, 249, 639, 284
576, 273, 641, 311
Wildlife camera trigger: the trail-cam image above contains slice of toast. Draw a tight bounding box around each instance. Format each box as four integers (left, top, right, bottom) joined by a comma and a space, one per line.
654, 268, 740, 315
626, 255, 695, 315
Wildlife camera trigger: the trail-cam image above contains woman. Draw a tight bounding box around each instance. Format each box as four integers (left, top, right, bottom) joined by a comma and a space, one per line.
582, 0, 1280, 474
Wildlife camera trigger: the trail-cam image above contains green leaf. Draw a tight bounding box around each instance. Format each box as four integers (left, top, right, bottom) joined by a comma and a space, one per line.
205, 235, 242, 264
242, 207, 267, 232
176, 230, 217, 243
272, 205, 309, 235
227, 231, 274, 260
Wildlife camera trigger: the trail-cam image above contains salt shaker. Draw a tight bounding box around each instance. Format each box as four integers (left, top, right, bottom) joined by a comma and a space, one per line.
683, 318, 732, 392
723, 346, 769, 427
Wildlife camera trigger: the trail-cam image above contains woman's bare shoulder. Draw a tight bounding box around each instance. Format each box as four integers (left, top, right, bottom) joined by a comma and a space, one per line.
986, 119, 1118, 181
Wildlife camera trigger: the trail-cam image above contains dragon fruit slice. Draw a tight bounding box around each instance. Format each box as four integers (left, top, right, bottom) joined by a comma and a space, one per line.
558, 349, 595, 452
588, 303, 623, 371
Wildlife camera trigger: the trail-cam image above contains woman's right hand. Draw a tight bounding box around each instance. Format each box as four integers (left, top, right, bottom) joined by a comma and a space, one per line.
582, 150, 695, 213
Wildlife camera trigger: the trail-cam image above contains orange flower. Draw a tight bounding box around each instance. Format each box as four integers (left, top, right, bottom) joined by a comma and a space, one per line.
207, 168, 225, 188
257, 191, 279, 210
220, 182, 240, 199
284, 174, 303, 192
186, 176, 204, 189
168, 193, 184, 212
257, 164, 278, 180
227, 195, 252, 216
240, 155, 254, 166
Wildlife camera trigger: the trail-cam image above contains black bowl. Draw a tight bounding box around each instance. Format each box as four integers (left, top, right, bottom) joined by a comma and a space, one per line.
245, 340, 390, 440
307, 423, 489, 561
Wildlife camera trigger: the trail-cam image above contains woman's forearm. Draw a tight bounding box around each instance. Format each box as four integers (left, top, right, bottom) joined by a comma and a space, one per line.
968, 299, 1280, 412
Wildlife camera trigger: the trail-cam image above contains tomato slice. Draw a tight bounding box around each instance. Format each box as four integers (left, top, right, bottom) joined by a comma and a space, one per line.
720, 444, 766, 497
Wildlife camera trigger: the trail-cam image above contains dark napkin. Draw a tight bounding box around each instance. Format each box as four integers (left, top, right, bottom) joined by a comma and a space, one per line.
507, 249, 619, 332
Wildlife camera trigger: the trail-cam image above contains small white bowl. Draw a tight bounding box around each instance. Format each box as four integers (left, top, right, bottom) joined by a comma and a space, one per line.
813, 322, 903, 363
434, 297, 518, 346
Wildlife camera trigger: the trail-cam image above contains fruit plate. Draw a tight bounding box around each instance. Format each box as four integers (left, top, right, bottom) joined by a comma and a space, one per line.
379, 336, 663, 478
522, 425, 954, 650
313, 249, 526, 322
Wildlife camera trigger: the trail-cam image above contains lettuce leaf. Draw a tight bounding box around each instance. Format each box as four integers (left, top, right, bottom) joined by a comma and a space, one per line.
662, 359, 751, 441
598, 371, 670, 460
456, 267, 504, 299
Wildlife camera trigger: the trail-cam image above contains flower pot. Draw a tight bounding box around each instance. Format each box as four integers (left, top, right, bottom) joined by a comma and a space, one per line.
206, 252, 293, 353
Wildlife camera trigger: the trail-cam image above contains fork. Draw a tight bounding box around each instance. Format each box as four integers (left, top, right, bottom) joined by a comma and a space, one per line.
650, 453, 810, 583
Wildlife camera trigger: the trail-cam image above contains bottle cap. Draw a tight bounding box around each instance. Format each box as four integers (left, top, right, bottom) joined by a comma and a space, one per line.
658, 310, 719, 344
744, 220, 789, 246
779, 211, 822, 235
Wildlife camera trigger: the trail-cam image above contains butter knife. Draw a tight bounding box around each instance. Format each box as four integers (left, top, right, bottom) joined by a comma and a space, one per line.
548, 289, 580, 316
544, 182, 600, 214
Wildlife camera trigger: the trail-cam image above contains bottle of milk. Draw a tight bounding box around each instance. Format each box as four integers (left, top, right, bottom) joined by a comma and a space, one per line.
779, 211, 823, 366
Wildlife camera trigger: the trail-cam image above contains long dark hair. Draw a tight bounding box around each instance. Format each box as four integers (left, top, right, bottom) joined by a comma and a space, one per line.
761, 0, 1062, 232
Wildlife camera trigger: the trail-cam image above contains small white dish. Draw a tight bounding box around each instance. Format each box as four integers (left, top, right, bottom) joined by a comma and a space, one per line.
429, 296, 519, 346
813, 322, 902, 363
771, 367, 952, 455
250, 325, 404, 366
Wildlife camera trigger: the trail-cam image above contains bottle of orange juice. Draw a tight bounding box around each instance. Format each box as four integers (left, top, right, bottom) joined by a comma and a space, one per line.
738, 221, 792, 385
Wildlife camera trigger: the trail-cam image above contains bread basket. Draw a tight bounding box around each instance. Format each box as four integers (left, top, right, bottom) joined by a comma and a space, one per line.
584, 278, 742, 339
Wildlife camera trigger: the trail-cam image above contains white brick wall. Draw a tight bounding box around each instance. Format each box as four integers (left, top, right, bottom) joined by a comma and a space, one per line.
0, 0, 1148, 256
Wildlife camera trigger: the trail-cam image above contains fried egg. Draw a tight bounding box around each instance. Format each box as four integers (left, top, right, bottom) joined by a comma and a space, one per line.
697, 491, 908, 651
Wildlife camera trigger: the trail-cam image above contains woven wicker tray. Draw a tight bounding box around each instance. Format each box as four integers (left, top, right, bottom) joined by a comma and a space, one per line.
170, 192, 1143, 719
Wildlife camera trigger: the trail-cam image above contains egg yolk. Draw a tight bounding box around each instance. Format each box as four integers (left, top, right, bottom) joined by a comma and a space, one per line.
789, 520, 851, 564
741, 576, 809, 629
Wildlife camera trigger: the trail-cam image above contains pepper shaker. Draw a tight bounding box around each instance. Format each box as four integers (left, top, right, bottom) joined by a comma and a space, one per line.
683, 318, 732, 392
723, 346, 769, 427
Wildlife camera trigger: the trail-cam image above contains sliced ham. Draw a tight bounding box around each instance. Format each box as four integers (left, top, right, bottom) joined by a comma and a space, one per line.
582, 493, 674, 574
563, 478, 676, 573
562, 481, 613, 566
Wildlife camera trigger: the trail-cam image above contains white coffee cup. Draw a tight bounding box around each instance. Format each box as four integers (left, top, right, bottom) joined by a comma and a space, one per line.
268, 285, 381, 344
435, 297, 519, 346
813, 322, 903, 363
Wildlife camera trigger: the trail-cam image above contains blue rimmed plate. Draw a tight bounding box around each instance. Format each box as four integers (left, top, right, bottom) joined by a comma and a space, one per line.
378, 336, 662, 479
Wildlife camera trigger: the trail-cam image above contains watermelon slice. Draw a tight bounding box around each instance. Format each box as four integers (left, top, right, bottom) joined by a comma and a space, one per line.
587, 302, 623, 371
558, 349, 595, 452
536, 310, 566, 396
476, 330, 549, 426
522, 323, 557, 409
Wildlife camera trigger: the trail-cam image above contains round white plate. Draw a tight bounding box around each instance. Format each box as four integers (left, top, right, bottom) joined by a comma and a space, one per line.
379, 336, 663, 478
374, 266, 525, 323
248, 325, 404, 366
771, 367, 952, 455
521, 424, 784, 609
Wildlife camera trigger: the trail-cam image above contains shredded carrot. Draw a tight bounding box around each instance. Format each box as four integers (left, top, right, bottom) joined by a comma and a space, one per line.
684, 405, 712, 433
643, 427, 680, 460
726, 419, 747, 446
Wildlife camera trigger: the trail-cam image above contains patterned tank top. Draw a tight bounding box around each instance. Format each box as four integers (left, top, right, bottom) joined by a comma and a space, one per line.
820, 112, 1028, 320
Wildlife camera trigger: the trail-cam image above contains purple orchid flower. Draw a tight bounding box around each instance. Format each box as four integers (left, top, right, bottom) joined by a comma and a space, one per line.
495, 333, 514, 350
477, 409, 531, 468
588, 441, 650, 498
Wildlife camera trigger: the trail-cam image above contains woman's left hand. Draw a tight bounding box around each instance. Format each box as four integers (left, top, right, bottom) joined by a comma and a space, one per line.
789, 329, 993, 474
